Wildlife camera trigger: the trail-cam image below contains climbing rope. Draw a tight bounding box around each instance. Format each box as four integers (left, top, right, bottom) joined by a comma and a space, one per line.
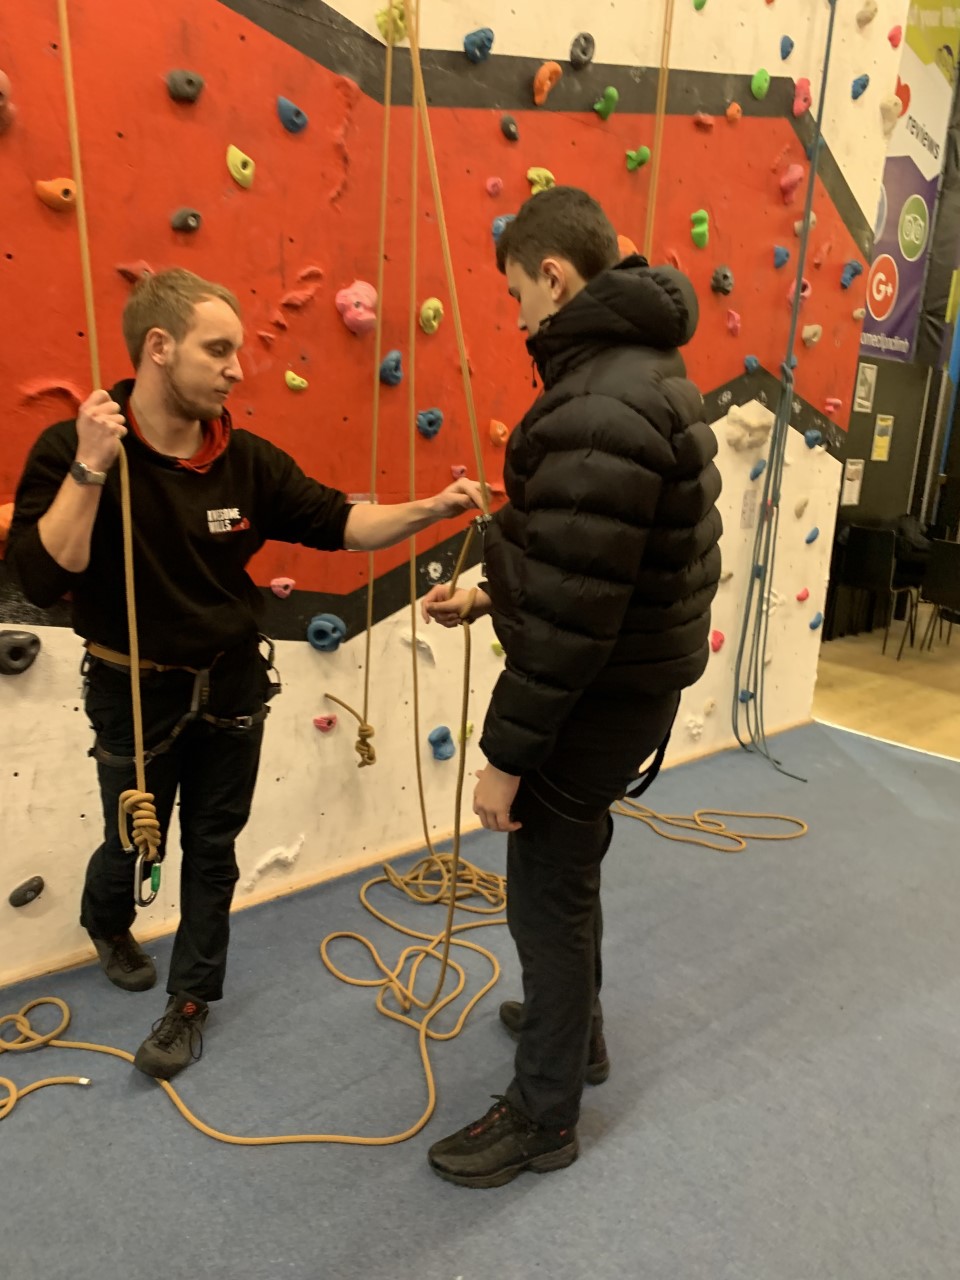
613, 802, 807, 853
56, 0, 161, 900
730, 0, 839, 778
644, 0, 676, 259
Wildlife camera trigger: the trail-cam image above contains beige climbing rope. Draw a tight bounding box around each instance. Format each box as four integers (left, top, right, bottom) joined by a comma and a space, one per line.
644, 0, 677, 259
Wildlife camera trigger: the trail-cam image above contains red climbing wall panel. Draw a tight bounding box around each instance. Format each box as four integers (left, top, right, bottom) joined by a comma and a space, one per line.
0, 1, 865, 596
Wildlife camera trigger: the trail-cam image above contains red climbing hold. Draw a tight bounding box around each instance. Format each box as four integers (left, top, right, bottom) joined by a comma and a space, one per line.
298, 265, 324, 281
796, 588, 810, 602
889, 25, 903, 47
313, 714, 338, 733
271, 310, 288, 330
710, 630, 725, 653
451, 464, 467, 479
115, 261, 154, 284
694, 112, 715, 131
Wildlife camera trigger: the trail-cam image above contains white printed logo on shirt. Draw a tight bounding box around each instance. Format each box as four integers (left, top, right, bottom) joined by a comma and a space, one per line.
206, 507, 250, 534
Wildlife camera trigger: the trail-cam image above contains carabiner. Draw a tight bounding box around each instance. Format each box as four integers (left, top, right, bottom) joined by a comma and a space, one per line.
134, 852, 160, 907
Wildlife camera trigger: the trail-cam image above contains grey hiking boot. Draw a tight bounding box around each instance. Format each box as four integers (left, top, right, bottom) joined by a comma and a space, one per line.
133, 993, 209, 1080
88, 930, 157, 992
499, 999, 611, 1085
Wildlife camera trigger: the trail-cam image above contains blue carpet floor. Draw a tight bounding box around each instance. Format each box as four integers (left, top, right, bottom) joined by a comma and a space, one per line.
3, 723, 960, 1280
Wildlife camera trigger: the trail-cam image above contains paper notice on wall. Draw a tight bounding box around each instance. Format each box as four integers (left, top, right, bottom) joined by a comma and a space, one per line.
854, 363, 878, 413
871, 415, 894, 461
841, 458, 865, 506
740, 488, 758, 529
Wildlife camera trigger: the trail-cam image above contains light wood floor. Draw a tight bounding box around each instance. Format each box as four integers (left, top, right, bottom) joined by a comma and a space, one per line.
814, 605, 960, 759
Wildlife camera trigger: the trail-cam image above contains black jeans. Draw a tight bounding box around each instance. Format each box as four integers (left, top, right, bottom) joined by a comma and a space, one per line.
504, 692, 680, 1129
79, 645, 270, 1002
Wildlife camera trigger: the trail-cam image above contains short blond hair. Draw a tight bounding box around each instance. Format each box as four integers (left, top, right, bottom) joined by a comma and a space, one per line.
121, 267, 242, 368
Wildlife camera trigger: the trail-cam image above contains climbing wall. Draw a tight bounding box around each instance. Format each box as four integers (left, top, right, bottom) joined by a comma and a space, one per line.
0, 0, 890, 982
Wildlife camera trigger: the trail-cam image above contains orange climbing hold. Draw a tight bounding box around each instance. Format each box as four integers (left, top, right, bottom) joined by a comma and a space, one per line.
35, 178, 76, 212
0, 501, 13, 543
694, 112, 715, 131
618, 234, 639, 258
280, 287, 318, 310
533, 60, 563, 106
490, 419, 509, 446
726, 102, 742, 123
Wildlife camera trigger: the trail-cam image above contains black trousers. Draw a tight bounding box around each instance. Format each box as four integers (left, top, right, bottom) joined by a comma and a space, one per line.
504, 692, 680, 1129
79, 646, 270, 1002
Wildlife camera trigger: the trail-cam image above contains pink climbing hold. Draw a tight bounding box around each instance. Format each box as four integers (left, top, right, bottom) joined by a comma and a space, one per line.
486, 176, 504, 197
270, 577, 295, 598
825, 397, 842, 415
793, 78, 811, 117
335, 280, 378, 335
313, 714, 338, 733
796, 588, 810, 602
780, 164, 804, 204
889, 25, 902, 47
451, 464, 467, 479
710, 629, 725, 653
787, 277, 812, 307
727, 310, 741, 336
116, 260, 154, 283
694, 112, 715, 131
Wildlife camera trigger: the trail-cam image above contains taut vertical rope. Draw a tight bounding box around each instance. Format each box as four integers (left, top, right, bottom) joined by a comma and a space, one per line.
644, 0, 676, 259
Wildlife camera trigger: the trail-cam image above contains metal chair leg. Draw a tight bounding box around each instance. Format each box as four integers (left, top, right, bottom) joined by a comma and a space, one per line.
923, 605, 939, 651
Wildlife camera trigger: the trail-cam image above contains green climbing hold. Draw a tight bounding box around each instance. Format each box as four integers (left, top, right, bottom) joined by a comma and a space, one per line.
375, 0, 407, 43
694, 0, 707, 9
594, 86, 619, 121
751, 69, 771, 100
690, 209, 709, 248
626, 146, 651, 171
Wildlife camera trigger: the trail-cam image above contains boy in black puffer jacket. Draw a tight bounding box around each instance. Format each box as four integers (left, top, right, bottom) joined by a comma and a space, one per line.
421, 187, 722, 1187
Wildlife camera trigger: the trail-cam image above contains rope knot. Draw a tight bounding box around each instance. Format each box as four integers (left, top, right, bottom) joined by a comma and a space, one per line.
355, 722, 376, 768
118, 790, 161, 861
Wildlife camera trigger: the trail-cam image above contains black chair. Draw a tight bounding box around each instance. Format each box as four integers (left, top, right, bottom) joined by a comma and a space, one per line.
915, 539, 960, 654
837, 526, 918, 657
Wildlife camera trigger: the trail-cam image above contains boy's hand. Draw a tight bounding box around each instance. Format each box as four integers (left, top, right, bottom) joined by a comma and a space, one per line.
421, 584, 492, 628
429, 478, 484, 519
473, 764, 522, 833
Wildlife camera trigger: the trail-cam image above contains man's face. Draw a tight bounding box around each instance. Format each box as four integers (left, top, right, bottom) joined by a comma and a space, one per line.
504, 258, 565, 338
156, 297, 244, 421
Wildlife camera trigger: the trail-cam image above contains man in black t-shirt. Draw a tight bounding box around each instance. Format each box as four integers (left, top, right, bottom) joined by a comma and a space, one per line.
7, 268, 481, 1080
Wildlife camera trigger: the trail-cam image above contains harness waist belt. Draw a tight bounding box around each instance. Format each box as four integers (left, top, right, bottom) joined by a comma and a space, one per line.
85, 640, 206, 675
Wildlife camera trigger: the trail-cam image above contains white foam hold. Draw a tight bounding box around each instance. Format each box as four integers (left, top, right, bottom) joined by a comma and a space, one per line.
686, 716, 704, 741
243, 833, 305, 893
425, 561, 444, 582
725, 400, 775, 451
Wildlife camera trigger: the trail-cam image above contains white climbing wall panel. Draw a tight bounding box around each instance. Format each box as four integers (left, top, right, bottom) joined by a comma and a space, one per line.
334, 0, 910, 222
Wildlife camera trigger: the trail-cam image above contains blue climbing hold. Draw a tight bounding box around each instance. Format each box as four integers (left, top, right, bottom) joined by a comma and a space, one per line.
780, 35, 794, 60
805, 428, 823, 449
428, 726, 456, 761
380, 350, 403, 385
307, 613, 348, 652
753, 563, 765, 579
841, 260, 864, 289
852, 74, 870, 100
804, 136, 825, 161
744, 354, 760, 373
809, 612, 824, 631
774, 245, 790, 269
277, 96, 309, 133
464, 27, 495, 63
416, 408, 444, 440
750, 459, 767, 481
805, 527, 820, 545
492, 214, 516, 245
739, 689, 755, 703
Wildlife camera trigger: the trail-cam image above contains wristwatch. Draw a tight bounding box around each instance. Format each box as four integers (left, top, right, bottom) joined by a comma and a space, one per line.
69, 460, 108, 487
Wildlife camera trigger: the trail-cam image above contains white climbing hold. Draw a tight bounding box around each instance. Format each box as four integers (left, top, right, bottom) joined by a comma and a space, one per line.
794, 211, 817, 236
725, 400, 775, 451
243, 834, 305, 893
703, 698, 717, 717
425, 561, 443, 582
802, 323, 823, 347
720, 569, 734, 583
856, 0, 878, 28
795, 497, 809, 519
853, 307, 866, 320
400, 632, 436, 664
880, 95, 903, 139
686, 716, 704, 742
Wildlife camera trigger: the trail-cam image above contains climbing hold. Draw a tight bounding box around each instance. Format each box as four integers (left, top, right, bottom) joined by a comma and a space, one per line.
284, 371, 308, 392
691, 209, 710, 249
306, 613, 348, 652
794, 211, 817, 236
774, 246, 790, 270
780, 164, 804, 204
787, 277, 812, 307
298, 266, 324, 282
857, 0, 878, 27
257, 331, 276, 347
726, 102, 742, 124
626, 147, 651, 171
824, 397, 842, 415
375, 0, 407, 42
804, 136, 826, 162
428, 726, 456, 762
419, 297, 444, 334
720, 569, 733, 584
711, 265, 734, 295
694, 112, 715, 131
8, 876, 44, 908
853, 307, 866, 320
686, 716, 704, 742
35, 179, 76, 212
501, 114, 520, 141
0, 502, 12, 542
744, 354, 760, 373
694, 0, 707, 9
0, 69, 16, 134
804, 428, 823, 448
450, 465, 467, 480
0, 630, 40, 674
226, 144, 255, 189
491, 640, 505, 657
527, 166, 556, 195
490, 419, 509, 446
270, 577, 295, 598
809, 612, 824, 631
802, 323, 822, 348
116, 261, 154, 284
852, 74, 870, 101
335, 280, 378, 334
570, 32, 596, 68
805, 527, 820, 544
492, 214, 516, 245
277, 96, 309, 134
665, 249, 682, 269
619, 235, 640, 259
793, 77, 811, 117
812, 241, 832, 270
727, 310, 741, 336
533, 61, 563, 106
486, 176, 504, 197
795, 498, 809, 519
704, 698, 717, 717
797, 588, 810, 602
739, 690, 755, 704
841, 260, 864, 289
166, 70, 205, 103
459, 721, 475, 743
881, 96, 904, 139
380, 350, 403, 385
281, 288, 317, 310
416, 409, 444, 440
750, 458, 767, 481
594, 87, 619, 121
464, 27, 494, 63
889, 25, 903, 48
780, 36, 794, 60
171, 207, 202, 233
751, 69, 771, 100
313, 714, 338, 733
753, 564, 765, 580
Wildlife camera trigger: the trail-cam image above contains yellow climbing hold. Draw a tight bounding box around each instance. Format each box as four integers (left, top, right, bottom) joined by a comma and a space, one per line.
527, 166, 556, 196
375, 0, 407, 43
491, 640, 504, 657
419, 297, 444, 335
226, 145, 255, 189
459, 721, 475, 744
285, 371, 308, 392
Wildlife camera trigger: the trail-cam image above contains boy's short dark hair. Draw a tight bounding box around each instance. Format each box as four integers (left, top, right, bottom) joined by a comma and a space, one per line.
495, 186, 620, 280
